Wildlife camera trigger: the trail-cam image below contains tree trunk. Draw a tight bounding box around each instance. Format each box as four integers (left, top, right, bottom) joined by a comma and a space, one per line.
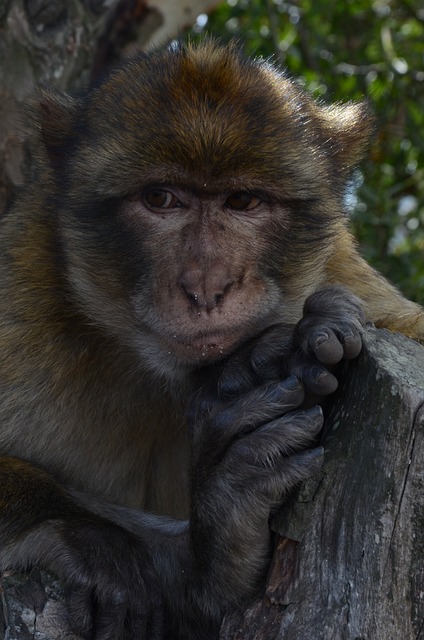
220, 327, 424, 640
0, 0, 219, 216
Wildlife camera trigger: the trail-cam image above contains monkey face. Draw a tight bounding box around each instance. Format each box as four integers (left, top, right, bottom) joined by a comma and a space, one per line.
38, 40, 373, 375
122, 184, 288, 365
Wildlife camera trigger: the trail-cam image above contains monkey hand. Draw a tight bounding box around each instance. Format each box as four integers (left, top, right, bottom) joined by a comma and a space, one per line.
56, 518, 164, 640
188, 375, 323, 607
288, 285, 366, 397
0, 459, 164, 640
7, 518, 164, 640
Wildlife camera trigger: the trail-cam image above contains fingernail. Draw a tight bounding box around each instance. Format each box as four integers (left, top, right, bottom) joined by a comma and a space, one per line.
305, 405, 323, 419
315, 331, 330, 345
310, 446, 325, 459
310, 366, 327, 381
281, 375, 301, 391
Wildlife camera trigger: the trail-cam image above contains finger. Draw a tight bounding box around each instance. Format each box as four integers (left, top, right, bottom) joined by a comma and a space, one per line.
66, 587, 94, 638
93, 600, 128, 640
306, 327, 344, 365
259, 446, 324, 500
231, 405, 324, 464
218, 324, 294, 399
300, 365, 339, 396
337, 323, 363, 359
289, 351, 339, 396
249, 325, 292, 380
213, 376, 305, 437
218, 348, 259, 399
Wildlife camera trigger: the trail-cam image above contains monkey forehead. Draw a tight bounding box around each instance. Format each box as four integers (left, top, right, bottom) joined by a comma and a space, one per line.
80, 42, 328, 189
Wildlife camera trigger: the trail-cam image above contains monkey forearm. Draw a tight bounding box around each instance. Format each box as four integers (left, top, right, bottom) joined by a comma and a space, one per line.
72, 490, 265, 640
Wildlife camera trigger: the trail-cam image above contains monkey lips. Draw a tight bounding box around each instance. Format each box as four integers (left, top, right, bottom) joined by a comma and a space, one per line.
158, 327, 251, 363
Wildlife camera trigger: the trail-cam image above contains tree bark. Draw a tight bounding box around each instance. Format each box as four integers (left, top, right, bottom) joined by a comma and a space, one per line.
220, 327, 424, 640
0, 0, 219, 216
1, 569, 78, 640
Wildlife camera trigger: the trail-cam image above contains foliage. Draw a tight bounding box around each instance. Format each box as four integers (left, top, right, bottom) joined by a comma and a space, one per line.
190, 0, 424, 303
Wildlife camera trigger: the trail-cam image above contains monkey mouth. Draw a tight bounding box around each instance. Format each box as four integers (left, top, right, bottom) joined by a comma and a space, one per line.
160, 328, 248, 363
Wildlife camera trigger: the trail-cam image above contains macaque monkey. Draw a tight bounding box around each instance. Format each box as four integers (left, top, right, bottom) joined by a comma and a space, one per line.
0, 40, 423, 640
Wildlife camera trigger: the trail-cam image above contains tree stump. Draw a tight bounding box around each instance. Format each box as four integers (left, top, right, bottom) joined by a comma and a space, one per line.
2, 327, 424, 639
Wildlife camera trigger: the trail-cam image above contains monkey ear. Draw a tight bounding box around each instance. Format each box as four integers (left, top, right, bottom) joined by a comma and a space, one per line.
318, 101, 375, 173
35, 86, 82, 169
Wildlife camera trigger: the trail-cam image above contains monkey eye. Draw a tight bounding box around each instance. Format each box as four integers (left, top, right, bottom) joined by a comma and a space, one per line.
225, 191, 261, 211
143, 188, 182, 210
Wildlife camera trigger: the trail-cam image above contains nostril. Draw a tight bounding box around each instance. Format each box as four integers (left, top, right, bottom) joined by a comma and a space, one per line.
214, 282, 233, 307
180, 282, 201, 306
180, 282, 206, 310
188, 291, 200, 306
214, 293, 224, 306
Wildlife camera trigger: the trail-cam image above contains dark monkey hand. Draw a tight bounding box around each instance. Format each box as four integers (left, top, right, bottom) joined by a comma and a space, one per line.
188, 374, 324, 606
288, 286, 365, 396
60, 519, 164, 640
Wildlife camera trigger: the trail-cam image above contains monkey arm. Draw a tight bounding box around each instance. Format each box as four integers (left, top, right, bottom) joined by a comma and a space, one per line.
82, 381, 321, 629
0, 287, 367, 639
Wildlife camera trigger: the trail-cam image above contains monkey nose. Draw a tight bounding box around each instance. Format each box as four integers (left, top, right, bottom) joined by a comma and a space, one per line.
179, 269, 234, 312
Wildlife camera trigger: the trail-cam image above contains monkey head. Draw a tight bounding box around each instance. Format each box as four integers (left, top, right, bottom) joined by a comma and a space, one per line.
35, 40, 373, 377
